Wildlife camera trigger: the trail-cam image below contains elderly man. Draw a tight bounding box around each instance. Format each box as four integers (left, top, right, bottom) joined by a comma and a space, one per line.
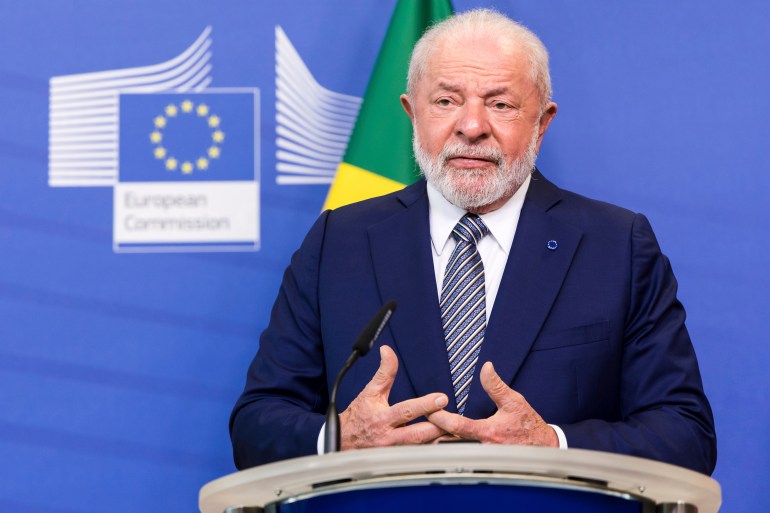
231, 9, 716, 474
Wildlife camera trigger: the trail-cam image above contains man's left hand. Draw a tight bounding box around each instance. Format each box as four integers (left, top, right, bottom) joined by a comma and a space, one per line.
427, 361, 558, 447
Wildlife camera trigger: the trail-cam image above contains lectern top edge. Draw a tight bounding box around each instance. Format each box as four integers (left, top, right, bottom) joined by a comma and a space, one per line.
200, 446, 721, 513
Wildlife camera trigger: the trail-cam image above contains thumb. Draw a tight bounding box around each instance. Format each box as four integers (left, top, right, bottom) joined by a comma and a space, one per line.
479, 361, 518, 411
364, 345, 398, 397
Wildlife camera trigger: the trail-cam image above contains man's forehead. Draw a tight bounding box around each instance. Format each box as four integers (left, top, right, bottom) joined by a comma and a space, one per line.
419, 37, 531, 90
426, 35, 526, 73
433, 31, 521, 58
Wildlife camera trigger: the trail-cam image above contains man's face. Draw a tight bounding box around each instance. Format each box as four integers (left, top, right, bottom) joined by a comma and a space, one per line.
401, 34, 557, 213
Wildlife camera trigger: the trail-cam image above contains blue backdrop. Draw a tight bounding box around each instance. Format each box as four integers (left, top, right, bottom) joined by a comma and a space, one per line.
1, 1, 767, 512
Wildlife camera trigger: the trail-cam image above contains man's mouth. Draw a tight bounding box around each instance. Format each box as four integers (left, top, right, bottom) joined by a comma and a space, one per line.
446, 155, 498, 169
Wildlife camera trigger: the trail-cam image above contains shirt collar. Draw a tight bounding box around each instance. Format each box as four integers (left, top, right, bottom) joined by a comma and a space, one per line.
427, 173, 532, 256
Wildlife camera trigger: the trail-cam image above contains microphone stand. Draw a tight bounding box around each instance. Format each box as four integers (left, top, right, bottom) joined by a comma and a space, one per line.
324, 301, 396, 453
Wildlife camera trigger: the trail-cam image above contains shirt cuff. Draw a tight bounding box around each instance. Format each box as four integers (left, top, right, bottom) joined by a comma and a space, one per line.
549, 424, 568, 449
317, 422, 326, 454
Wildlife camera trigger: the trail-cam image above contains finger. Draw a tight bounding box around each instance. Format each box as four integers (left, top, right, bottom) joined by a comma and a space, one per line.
364, 345, 399, 397
432, 434, 462, 444
479, 361, 521, 411
387, 393, 448, 426
388, 421, 447, 445
427, 409, 479, 440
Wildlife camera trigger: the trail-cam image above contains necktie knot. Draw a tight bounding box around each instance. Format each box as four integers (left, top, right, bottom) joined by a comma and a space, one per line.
453, 214, 489, 246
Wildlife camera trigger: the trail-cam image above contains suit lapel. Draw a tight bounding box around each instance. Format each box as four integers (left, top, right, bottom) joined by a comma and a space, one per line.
463, 172, 584, 419
367, 181, 457, 407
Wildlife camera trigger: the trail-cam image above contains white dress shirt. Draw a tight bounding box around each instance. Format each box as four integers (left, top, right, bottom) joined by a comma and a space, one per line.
427, 176, 530, 319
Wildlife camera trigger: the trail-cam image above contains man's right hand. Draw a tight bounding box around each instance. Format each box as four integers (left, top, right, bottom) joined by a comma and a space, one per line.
339, 345, 449, 450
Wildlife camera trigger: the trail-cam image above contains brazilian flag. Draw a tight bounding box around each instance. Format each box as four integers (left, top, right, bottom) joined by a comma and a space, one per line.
323, 0, 454, 210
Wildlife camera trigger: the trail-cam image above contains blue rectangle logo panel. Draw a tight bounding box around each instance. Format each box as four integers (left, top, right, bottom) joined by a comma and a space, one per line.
119, 91, 256, 182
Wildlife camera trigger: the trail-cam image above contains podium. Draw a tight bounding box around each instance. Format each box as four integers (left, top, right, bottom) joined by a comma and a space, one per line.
200, 446, 720, 513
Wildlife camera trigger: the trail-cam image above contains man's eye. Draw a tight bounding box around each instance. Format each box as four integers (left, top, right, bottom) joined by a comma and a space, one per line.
437, 98, 451, 106
493, 102, 509, 110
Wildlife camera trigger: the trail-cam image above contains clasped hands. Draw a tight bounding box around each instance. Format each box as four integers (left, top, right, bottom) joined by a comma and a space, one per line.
339, 345, 558, 450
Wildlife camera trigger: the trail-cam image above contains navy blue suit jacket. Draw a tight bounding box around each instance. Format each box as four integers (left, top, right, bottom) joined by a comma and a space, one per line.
231, 172, 716, 474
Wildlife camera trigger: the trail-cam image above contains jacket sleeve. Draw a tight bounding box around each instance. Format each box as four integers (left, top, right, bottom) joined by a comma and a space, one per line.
229, 211, 330, 469
560, 214, 717, 475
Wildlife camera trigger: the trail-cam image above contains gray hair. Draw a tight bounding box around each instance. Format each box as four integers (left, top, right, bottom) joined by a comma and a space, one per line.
406, 8, 552, 109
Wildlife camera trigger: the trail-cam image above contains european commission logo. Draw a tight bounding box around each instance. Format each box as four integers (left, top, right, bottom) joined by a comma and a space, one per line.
48, 25, 365, 252
48, 28, 260, 252
115, 91, 258, 251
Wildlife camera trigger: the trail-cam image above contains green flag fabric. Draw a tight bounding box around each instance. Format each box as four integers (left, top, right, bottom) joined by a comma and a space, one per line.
323, 0, 453, 210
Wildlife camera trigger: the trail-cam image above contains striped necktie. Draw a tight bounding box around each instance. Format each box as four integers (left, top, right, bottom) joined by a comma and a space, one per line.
440, 213, 489, 415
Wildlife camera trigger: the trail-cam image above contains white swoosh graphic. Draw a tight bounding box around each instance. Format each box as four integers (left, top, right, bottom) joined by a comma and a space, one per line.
48, 27, 213, 187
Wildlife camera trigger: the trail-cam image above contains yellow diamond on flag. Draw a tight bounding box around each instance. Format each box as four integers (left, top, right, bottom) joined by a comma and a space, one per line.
196, 158, 209, 170
150, 131, 163, 144
181, 161, 193, 174
208, 115, 220, 128
197, 104, 209, 116
165, 158, 178, 170
153, 147, 167, 159
181, 100, 194, 113
154, 116, 167, 128
165, 104, 178, 117
212, 130, 225, 143
208, 146, 220, 159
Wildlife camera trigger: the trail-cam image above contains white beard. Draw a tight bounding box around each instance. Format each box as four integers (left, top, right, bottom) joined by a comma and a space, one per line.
414, 130, 538, 211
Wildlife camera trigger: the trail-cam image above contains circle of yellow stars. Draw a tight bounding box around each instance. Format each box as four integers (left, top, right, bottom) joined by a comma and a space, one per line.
149, 99, 225, 175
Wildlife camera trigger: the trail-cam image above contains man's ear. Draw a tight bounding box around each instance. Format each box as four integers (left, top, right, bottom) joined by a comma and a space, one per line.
538, 102, 557, 137
535, 101, 558, 152
400, 94, 415, 121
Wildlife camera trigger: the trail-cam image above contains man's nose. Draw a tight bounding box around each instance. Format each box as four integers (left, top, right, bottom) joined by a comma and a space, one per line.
454, 101, 490, 143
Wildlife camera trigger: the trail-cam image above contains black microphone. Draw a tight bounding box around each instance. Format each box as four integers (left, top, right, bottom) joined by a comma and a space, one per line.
324, 300, 397, 454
